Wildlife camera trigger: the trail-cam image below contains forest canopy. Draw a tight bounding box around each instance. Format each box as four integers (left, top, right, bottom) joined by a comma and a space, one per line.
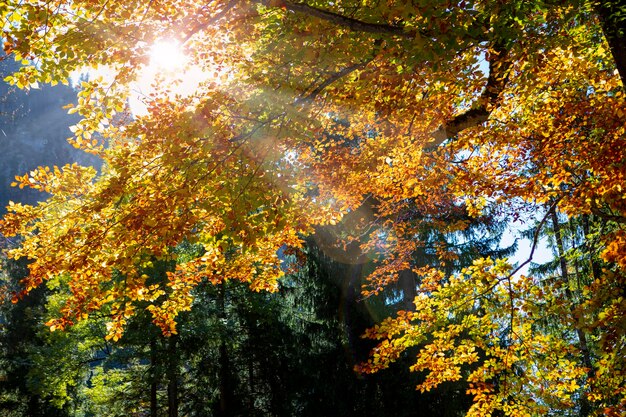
1, 1, 625, 416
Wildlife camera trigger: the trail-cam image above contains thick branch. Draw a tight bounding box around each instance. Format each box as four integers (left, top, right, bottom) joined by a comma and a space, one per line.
430, 43, 511, 147
590, 204, 626, 224
431, 108, 490, 145
259, 0, 412, 38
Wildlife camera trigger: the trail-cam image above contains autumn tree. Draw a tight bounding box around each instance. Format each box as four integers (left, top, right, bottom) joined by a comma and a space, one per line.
1, 1, 626, 416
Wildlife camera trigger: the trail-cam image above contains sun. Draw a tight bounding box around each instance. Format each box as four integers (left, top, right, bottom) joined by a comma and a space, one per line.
148, 40, 187, 72
128, 37, 234, 115
127, 39, 213, 115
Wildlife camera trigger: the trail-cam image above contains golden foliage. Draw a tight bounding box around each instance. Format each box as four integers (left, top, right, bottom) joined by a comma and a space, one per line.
1, 0, 625, 414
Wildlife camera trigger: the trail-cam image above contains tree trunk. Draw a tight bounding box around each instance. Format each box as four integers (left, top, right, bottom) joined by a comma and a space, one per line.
167, 335, 179, 417
150, 337, 159, 417
217, 282, 232, 417
550, 209, 594, 417
26, 395, 40, 416
581, 215, 602, 282
247, 334, 255, 414
398, 269, 417, 310
596, 0, 626, 87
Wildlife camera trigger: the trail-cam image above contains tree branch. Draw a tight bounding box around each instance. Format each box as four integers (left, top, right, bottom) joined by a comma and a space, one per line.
298, 60, 370, 104
430, 43, 511, 147
590, 202, 626, 224
182, 0, 238, 43
503, 198, 560, 281
259, 0, 413, 38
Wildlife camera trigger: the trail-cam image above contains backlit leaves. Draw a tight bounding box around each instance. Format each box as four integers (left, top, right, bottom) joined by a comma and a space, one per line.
1, 1, 626, 415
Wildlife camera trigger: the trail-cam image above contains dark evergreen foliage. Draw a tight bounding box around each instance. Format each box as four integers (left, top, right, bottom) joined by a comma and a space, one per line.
0, 56, 99, 213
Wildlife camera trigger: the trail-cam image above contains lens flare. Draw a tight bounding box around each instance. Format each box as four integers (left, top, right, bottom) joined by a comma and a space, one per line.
148, 40, 187, 72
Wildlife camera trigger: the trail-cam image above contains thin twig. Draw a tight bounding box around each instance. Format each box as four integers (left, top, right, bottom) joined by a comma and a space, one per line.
182, 0, 238, 44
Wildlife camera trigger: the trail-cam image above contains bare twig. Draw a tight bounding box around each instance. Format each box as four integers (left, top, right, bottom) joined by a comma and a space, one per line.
504, 198, 561, 281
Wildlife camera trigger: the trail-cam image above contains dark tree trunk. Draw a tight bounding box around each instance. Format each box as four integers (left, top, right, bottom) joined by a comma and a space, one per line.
26, 396, 40, 416
150, 337, 159, 417
167, 335, 179, 417
581, 215, 602, 282
596, 0, 626, 87
217, 283, 232, 417
341, 261, 366, 362
218, 340, 231, 417
247, 333, 255, 414
550, 209, 594, 417
398, 269, 417, 310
